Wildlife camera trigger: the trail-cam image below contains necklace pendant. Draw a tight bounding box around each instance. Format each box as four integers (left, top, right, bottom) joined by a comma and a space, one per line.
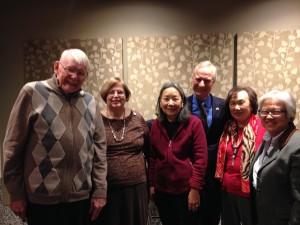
113, 133, 124, 142
232, 147, 238, 166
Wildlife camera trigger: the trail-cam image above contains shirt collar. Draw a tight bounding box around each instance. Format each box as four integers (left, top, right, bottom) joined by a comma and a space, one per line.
193, 94, 212, 108
263, 129, 286, 145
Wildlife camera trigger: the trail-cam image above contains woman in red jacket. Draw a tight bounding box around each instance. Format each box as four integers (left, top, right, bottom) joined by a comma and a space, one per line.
149, 81, 208, 225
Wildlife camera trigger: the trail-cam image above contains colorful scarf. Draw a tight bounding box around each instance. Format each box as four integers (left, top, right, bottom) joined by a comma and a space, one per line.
215, 114, 259, 193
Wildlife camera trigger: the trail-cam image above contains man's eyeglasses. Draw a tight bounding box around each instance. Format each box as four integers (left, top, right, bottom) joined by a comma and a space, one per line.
258, 109, 287, 117
59, 62, 87, 78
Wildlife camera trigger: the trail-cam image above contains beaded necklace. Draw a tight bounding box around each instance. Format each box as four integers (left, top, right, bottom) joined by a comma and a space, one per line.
107, 109, 126, 142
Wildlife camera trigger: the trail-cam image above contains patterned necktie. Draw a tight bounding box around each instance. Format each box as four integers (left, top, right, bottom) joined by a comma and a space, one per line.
199, 101, 208, 133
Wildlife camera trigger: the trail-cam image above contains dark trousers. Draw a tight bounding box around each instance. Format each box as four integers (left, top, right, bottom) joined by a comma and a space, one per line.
199, 183, 221, 225
26, 199, 90, 225
221, 190, 253, 225
154, 190, 200, 225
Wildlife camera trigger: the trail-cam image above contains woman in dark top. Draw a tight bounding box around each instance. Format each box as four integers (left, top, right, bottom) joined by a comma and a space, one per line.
92, 77, 150, 225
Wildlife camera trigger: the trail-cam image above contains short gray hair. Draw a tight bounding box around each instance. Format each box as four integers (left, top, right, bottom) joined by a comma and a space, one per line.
258, 90, 296, 122
193, 60, 217, 82
60, 49, 91, 71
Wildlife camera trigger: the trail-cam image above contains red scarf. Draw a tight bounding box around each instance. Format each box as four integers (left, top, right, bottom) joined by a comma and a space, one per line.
215, 114, 259, 193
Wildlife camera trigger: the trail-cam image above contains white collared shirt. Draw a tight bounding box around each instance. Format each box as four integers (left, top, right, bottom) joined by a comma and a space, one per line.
252, 131, 284, 189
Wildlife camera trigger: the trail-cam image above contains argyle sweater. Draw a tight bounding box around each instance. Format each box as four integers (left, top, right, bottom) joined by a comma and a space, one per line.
3, 75, 107, 204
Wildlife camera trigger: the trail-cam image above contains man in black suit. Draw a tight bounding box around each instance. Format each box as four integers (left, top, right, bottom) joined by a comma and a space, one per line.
187, 61, 228, 225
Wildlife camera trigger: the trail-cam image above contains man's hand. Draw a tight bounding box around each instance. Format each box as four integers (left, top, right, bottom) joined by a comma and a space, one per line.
10, 200, 27, 222
89, 197, 107, 221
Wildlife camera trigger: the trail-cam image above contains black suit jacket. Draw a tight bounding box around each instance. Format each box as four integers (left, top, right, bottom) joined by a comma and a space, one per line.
187, 94, 227, 187
249, 124, 300, 225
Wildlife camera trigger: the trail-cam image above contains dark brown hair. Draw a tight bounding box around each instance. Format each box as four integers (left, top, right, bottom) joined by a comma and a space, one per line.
225, 86, 258, 118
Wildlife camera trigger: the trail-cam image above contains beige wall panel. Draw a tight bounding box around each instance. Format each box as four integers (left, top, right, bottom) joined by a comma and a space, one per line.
24, 38, 123, 109
127, 34, 234, 120
237, 30, 300, 126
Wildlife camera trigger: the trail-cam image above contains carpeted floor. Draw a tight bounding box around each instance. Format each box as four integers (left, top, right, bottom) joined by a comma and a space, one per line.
0, 182, 27, 225
0, 179, 161, 225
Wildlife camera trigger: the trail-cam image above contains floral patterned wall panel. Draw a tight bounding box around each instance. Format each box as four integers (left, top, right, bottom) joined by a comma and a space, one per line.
127, 34, 234, 120
237, 30, 300, 126
24, 38, 123, 109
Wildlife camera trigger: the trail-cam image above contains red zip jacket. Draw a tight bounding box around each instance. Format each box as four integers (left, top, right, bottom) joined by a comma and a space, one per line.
149, 115, 208, 194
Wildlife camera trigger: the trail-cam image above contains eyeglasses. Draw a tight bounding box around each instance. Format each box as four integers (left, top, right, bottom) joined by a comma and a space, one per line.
59, 62, 88, 78
107, 90, 125, 97
258, 109, 287, 117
